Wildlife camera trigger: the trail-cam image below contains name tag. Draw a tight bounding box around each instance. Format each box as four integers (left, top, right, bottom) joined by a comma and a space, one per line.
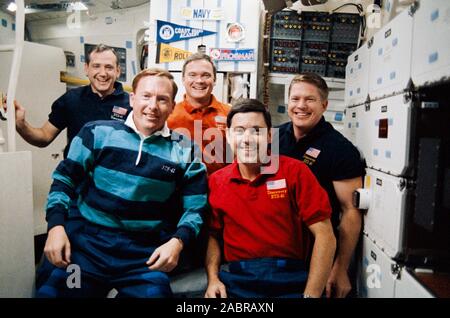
266, 179, 287, 190
267, 179, 288, 199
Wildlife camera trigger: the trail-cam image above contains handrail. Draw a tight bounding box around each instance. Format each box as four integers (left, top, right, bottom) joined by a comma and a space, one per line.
5, 0, 25, 152
0, 44, 15, 52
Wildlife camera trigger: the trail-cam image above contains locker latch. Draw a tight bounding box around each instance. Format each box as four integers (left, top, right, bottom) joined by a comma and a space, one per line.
391, 263, 402, 279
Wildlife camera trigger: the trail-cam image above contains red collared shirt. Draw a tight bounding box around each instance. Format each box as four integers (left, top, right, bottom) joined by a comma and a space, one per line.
208, 155, 332, 262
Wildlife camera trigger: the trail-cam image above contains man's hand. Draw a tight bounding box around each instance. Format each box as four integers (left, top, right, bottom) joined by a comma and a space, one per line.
13, 100, 26, 127
204, 278, 227, 298
44, 225, 71, 268
1, 96, 26, 125
146, 238, 183, 272
0, 94, 6, 119
326, 263, 352, 298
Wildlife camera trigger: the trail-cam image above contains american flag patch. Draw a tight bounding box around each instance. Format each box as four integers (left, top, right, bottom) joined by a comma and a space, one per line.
305, 147, 321, 158
112, 106, 128, 115
266, 179, 287, 190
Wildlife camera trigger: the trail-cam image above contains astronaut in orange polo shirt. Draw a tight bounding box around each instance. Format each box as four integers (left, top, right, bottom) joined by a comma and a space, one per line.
167, 53, 230, 174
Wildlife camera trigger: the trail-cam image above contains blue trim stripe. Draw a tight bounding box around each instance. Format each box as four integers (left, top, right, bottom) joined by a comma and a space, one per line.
93, 166, 176, 202
121, 220, 164, 230
49, 179, 75, 195
178, 210, 203, 235
92, 126, 182, 162
92, 125, 138, 149
80, 198, 165, 231
46, 191, 71, 210
55, 159, 87, 186
182, 194, 208, 211
78, 199, 128, 229
67, 136, 93, 169
82, 185, 175, 219
94, 147, 183, 182
53, 170, 76, 189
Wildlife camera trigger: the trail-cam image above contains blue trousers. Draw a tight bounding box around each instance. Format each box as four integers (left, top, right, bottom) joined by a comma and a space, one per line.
219, 258, 308, 298
36, 218, 172, 298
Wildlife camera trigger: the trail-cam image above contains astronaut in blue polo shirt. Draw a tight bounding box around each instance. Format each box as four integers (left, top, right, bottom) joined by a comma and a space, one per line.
277, 73, 365, 298
4, 43, 130, 158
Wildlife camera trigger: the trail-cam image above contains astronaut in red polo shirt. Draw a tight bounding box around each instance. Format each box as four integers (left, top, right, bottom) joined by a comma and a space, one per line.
204, 98, 336, 298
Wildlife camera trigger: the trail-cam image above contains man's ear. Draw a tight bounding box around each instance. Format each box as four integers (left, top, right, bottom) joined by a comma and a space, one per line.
322, 99, 329, 111
169, 100, 175, 114
129, 93, 134, 109
84, 63, 89, 76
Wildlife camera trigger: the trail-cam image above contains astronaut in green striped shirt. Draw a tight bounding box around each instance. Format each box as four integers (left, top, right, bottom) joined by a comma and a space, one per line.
36, 68, 207, 298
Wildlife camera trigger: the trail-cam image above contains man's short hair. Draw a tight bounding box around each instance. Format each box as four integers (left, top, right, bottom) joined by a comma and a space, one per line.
86, 44, 120, 67
132, 67, 178, 101
227, 98, 272, 129
182, 53, 217, 81
288, 72, 329, 101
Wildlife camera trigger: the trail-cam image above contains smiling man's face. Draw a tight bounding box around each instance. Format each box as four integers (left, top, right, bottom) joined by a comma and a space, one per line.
84, 50, 120, 97
130, 75, 174, 137
182, 59, 215, 106
288, 81, 328, 139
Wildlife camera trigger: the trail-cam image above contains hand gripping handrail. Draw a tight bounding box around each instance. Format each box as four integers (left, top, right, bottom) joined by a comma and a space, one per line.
3, 0, 25, 152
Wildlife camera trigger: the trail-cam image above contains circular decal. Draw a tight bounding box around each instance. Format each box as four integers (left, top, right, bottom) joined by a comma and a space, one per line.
159, 24, 175, 41
226, 22, 245, 42
210, 48, 221, 60
162, 48, 172, 59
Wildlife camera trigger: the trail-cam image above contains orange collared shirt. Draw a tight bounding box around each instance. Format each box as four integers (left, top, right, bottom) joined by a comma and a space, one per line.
167, 94, 231, 174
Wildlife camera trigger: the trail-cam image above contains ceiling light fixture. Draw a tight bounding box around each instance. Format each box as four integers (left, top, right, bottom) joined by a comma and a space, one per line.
7, 2, 17, 12
70, 2, 88, 11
